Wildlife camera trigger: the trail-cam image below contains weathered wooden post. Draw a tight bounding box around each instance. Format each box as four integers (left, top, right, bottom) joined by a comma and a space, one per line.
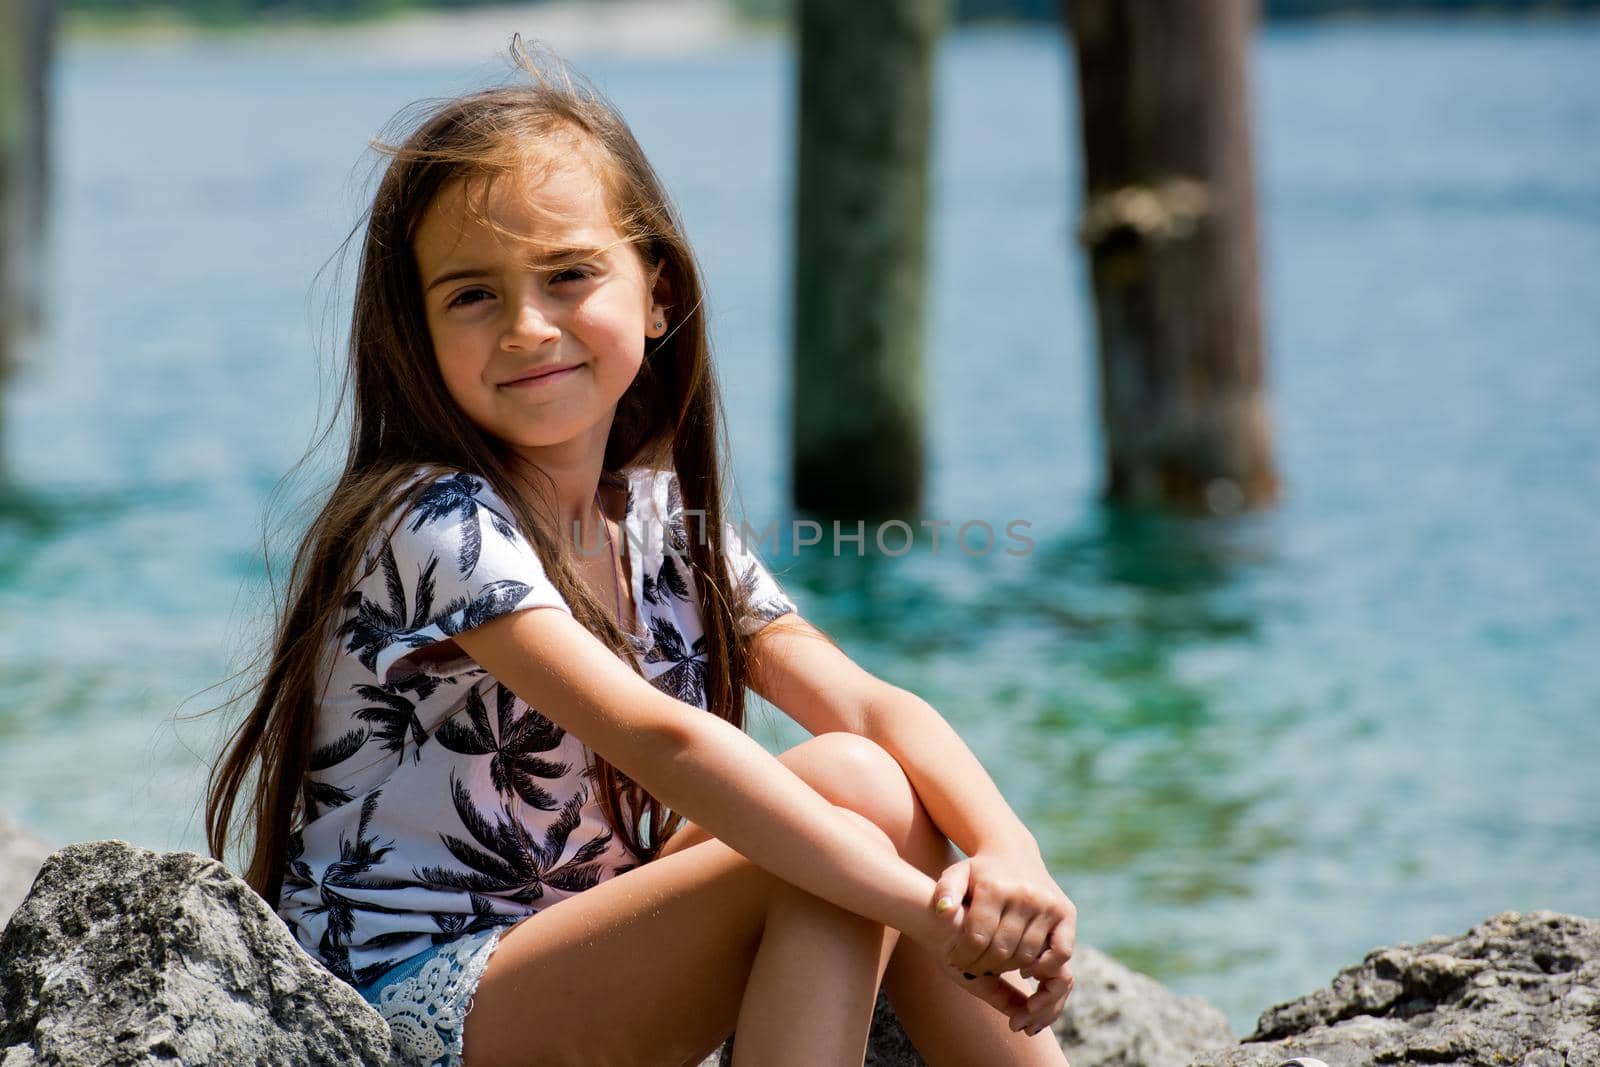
791, 0, 946, 521
1, 0, 22, 374
1, 0, 56, 381
1065, 0, 1279, 515
22, 0, 55, 335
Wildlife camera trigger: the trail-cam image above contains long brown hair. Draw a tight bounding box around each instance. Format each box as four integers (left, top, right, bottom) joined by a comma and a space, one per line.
207, 40, 753, 907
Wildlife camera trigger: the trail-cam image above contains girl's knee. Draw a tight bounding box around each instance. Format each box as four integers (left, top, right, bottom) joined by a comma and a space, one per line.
787, 733, 928, 851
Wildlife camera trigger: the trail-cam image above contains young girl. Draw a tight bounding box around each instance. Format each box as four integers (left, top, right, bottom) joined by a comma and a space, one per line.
206, 42, 1075, 1067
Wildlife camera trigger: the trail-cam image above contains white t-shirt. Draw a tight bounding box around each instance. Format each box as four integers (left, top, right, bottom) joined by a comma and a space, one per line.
276, 465, 796, 986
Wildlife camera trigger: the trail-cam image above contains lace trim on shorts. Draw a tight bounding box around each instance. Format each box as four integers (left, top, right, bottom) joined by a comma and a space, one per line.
359, 927, 503, 1067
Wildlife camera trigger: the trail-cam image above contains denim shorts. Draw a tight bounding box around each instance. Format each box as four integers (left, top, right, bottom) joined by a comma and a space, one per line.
355, 927, 504, 1067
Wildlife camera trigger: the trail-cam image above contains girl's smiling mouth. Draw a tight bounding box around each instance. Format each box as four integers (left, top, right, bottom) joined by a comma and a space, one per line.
500, 363, 582, 388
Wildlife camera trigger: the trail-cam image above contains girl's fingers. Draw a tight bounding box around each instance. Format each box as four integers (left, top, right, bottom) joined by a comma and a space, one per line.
967, 889, 1073, 977
1009, 909, 1056, 975
931, 860, 971, 920
1027, 945, 1067, 981
1010, 970, 1074, 1036
930, 860, 971, 947
1049, 910, 1078, 960
1027, 917, 1078, 981
948, 965, 1031, 1021
968, 901, 1032, 977
947, 877, 1004, 972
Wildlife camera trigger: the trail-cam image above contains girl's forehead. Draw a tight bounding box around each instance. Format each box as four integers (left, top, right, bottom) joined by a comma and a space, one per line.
418, 161, 629, 264
419, 180, 630, 273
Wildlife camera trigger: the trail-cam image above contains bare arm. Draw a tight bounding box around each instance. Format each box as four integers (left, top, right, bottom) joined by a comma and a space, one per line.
746, 612, 1077, 1035
745, 614, 1038, 858
450, 606, 953, 948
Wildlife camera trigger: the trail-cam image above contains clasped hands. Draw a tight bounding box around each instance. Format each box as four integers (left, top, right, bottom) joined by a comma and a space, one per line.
922, 849, 1077, 1039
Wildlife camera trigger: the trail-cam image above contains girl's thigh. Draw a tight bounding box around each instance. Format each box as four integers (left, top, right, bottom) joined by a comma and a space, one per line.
462, 834, 775, 1067
462, 731, 922, 1067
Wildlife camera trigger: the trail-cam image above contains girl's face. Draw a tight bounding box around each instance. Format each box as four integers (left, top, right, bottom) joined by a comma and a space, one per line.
412, 159, 668, 460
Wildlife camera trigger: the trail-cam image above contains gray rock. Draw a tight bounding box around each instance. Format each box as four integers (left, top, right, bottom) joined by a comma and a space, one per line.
0, 840, 394, 1066
1189, 910, 1600, 1067
0, 812, 50, 931
1, 838, 1234, 1067
1055, 944, 1236, 1065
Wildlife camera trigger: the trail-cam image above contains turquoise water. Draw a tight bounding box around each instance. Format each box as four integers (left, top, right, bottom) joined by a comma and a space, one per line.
1, 18, 1596, 1035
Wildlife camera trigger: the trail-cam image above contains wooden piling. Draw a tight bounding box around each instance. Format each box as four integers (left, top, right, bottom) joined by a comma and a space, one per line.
1, 0, 55, 379
1, 0, 23, 366
1065, 0, 1280, 514
790, 0, 946, 521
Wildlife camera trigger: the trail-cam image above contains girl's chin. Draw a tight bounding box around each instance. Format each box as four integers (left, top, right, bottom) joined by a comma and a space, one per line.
497, 418, 617, 453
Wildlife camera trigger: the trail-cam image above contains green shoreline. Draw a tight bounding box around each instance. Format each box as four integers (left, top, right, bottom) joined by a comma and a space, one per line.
64, 7, 501, 40
62, 0, 1600, 44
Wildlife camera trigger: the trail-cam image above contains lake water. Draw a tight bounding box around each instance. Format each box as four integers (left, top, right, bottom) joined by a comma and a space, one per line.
1, 15, 1596, 1036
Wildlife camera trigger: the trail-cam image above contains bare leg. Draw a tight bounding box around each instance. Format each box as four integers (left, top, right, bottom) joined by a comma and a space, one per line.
882, 935, 1071, 1066
731, 814, 897, 1066
659, 733, 1072, 1067
464, 736, 911, 1067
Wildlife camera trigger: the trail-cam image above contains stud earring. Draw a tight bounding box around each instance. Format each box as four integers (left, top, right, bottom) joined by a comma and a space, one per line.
654, 321, 664, 330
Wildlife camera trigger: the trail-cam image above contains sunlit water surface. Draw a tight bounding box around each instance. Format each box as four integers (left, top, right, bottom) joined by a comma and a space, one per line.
1, 17, 1596, 1035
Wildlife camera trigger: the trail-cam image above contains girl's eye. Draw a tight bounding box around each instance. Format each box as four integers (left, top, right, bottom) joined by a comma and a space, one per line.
446, 287, 493, 310
551, 267, 592, 284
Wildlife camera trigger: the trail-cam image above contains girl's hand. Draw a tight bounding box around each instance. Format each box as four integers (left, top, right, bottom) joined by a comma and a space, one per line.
933, 849, 1077, 985
937, 968, 1076, 1038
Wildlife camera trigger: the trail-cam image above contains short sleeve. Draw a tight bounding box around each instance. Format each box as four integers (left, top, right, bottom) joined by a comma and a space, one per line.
341, 471, 571, 684
722, 520, 797, 637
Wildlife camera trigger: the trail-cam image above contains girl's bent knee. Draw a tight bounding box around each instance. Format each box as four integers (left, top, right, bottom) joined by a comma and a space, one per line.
794, 733, 920, 844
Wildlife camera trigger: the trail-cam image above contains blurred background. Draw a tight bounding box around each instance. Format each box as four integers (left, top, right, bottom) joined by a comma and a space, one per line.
0, 0, 1596, 1037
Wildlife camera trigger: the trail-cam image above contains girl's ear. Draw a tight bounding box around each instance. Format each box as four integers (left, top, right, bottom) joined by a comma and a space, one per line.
647, 262, 673, 335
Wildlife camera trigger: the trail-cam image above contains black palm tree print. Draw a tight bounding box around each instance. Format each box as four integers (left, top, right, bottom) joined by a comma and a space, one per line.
320, 908, 419, 987
644, 614, 708, 706
663, 476, 690, 553
644, 551, 692, 607
430, 892, 504, 944
387, 662, 445, 702
432, 579, 536, 641
323, 793, 398, 885
337, 541, 439, 673
303, 727, 363, 820
305, 792, 403, 981
435, 682, 570, 811
414, 775, 614, 906
353, 683, 429, 765
283, 829, 316, 898
734, 557, 791, 630
410, 472, 519, 578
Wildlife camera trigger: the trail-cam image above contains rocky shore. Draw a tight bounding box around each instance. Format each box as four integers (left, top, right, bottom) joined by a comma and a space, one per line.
1191, 909, 1600, 1067
0, 833, 1594, 1066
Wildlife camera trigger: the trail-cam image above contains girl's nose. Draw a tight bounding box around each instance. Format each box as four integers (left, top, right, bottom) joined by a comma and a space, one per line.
501, 294, 560, 350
